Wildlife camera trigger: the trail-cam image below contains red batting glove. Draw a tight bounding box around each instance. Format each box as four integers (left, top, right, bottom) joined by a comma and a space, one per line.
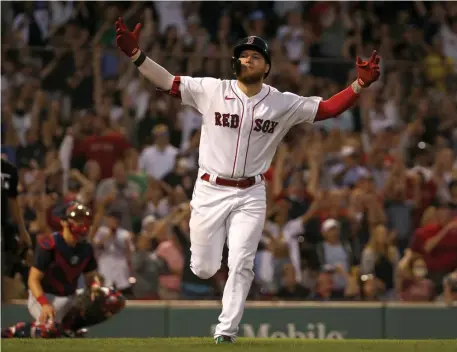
115, 17, 142, 58
356, 50, 381, 88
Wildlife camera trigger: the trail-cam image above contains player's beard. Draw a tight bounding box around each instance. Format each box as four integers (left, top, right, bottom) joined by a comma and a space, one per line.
237, 69, 264, 85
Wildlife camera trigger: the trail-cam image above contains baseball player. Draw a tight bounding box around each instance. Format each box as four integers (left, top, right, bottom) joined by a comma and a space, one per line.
2, 202, 125, 338
115, 17, 380, 343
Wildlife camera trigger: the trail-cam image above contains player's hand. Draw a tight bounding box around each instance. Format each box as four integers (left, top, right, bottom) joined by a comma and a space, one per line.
39, 304, 56, 323
115, 17, 142, 58
356, 50, 381, 88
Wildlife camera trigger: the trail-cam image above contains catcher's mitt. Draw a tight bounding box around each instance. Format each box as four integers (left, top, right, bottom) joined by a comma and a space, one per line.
63, 287, 126, 330
75, 287, 108, 325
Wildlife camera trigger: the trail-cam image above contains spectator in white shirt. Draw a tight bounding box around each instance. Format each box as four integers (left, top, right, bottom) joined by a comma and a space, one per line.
92, 210, 135, 297
154, 1, 186, 36
367, 96, 399, 135
277, 10, 306, 64
440, 20, 457, 71
139, 124, 179, 180
255, 196, 321, 292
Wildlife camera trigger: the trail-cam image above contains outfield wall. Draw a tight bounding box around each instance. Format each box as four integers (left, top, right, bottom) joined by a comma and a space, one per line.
2, 301, 456, 339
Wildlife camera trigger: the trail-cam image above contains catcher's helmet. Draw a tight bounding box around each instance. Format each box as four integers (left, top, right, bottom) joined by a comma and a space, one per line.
232, 36, 271, 78
62, 202, 93, 240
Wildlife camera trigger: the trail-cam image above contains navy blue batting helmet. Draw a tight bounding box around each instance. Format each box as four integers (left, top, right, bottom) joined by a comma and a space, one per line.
231, 36, 271, 78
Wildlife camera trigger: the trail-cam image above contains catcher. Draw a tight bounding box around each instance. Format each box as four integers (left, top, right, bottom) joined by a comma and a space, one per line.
2, 202, 125, 338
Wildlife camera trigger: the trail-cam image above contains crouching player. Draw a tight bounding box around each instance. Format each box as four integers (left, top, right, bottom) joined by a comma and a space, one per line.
2, 202, 125, 338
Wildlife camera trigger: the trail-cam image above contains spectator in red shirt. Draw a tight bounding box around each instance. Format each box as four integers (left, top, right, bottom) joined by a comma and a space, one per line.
409, 203, 457, 292
72, 115, 132, 180
397, 255, 435, 302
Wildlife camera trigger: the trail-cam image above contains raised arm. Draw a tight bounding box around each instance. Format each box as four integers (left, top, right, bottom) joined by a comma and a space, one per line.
115, 17, 174, 92
315, 51, 381, 121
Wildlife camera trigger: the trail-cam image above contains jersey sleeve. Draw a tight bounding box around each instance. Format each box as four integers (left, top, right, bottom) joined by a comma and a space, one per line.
33, 235, 55, 272
285, 92, 323, 126
177, 76, 222, 115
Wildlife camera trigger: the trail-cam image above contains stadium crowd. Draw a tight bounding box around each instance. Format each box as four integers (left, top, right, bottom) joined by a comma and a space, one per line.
1, 1, 457, 304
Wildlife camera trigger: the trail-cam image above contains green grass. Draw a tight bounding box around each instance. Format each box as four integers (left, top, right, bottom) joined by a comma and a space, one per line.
2, 338, 457, 352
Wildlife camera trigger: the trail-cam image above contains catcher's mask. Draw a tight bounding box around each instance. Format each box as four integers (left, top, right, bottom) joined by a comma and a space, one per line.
232, 36, 271, 78
62, 203, 93, 240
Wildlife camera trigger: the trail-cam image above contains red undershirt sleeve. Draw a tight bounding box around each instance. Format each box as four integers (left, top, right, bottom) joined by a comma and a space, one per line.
157, 76, 181, 99
315, 85, 360, 121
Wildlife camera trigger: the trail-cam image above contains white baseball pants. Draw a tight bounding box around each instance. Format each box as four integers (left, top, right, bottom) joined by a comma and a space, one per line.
27, 290, 76, 323
189, 170, 266, 339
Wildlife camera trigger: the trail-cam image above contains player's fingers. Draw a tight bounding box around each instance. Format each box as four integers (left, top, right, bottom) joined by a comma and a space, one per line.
356, 56, 362, 64
357, 59, 368, 68
117, 17, 128, 30
115, 19, 122, 30
133, 23, 142, 36
374, 56, 380, 65
116, 28, 129, 36
369, 50, 378, 63
372, 65, 380, 71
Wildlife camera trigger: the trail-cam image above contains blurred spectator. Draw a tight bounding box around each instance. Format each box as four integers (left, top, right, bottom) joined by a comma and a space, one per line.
142, 180, 170, 220
383, 157, 417, 253
310, 271, 335, 301
132, 227, 160, 300
409, 208, 457, 292
132, 209, 185, 300
92, 209, 134, 297
72, 112, 132, 180
330, 146, 369, 188
275, 263, 310, 301
449, 180, 457, 211
163, 156, 197, 198
66, 169, 96, 205
442, 269, 457, 305
314, 219, 354, 296
424, 37, 455, 91
310, 266, 359, 301
255, 195, 320, 292
397, 253, 436, 302
12, 3, 49, 47
360, 274, 385, 301
360, 224, 399, 295
153, 209, 185, 299
95, 160, 141, 231
139, 124, 179, 180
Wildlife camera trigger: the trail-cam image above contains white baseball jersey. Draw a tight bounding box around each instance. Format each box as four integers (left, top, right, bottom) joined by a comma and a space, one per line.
175, 77, 322, 178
